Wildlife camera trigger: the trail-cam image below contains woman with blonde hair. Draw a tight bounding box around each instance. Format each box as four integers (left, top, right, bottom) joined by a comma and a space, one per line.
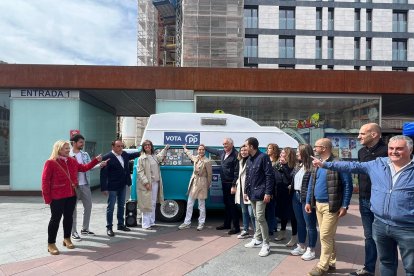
266, 143, 279, 235
178, 144, 212, 231
42, 140, 102, 255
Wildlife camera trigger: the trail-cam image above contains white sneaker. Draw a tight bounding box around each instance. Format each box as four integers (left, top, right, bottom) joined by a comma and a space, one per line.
258, 243, 270, 257
301, 247, 316, 261
196, 223, 204, 231
237, 230, 250, 239
290, 244, 306, 256
244, 239, 263, 248
178, 223, 191, 230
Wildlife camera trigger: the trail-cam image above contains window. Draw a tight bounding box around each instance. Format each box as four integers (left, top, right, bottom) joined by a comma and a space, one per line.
354, 66, 361, 70
393, 0, 407, 3
355, 9, 361, 31
355, 38, 360, 60
279, 64, 295, 69
392, 39, 407, 61
328, 37, 334, 59
244, 36, 258, 58
279, 36, 295, 58
366, 66, 372, 71
366, 38, 372, 60
327, 65, 334, 70
316, 37, 322, 59
392, 67, 408, 71
279, 8, 295, 29
244, 7, 258, 28
315, 65, 322, 69
366, 10, 372, 31
393, 11, 407, 32
316, 8, 322, 30
328, 9, 334, 31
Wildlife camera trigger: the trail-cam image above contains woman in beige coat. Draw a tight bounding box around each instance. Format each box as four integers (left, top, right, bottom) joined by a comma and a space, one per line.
178, 144, 212, 231
232, 145, 255, 239
137, 140, 169, 230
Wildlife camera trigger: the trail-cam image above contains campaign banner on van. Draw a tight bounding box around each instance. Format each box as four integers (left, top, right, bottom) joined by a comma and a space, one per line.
164, 132, 200, 146
209, 168, 223, 204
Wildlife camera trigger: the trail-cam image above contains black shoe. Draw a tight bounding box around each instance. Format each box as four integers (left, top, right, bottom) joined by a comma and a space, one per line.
107, 228, 115, 237
80, 229, 95, 236
216, 225, 231, 230
117, 225, 131, 232
328, 265, 336, 272
228, 228, 241, 235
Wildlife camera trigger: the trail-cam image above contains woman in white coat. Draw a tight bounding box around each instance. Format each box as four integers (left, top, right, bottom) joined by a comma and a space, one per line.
178, 144, 212, 231
232, 145, 255, 239
137, 140, 169, 230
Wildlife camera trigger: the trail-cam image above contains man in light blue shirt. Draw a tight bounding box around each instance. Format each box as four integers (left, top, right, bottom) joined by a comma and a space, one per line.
312, 135, 414, 276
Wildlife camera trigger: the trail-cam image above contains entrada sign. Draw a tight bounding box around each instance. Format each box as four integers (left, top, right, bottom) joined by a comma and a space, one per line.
11, 89, 79, 99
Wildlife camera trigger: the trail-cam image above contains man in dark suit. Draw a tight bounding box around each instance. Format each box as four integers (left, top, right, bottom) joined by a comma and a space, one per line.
205, 137, 240, 235
100, 140, 140, 237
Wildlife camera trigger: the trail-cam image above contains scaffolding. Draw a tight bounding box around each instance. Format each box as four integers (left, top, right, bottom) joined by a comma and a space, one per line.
181, 0, 244, 68
137, 0, 158, 66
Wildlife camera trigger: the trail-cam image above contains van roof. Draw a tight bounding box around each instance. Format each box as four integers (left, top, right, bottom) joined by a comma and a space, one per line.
142, 113, 299, 148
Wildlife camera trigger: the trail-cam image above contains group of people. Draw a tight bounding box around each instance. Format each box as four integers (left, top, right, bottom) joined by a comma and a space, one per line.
41, 122, 413, 276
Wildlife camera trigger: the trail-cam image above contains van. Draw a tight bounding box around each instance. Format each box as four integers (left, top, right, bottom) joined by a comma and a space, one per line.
131, 113, 298, 222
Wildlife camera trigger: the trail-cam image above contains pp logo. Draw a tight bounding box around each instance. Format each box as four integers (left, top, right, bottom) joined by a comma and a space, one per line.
185, 134, 199, 144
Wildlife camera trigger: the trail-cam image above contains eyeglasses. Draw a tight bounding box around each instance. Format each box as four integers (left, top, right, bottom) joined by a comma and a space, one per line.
143, 144, 151, 147
313, 145, 325, 148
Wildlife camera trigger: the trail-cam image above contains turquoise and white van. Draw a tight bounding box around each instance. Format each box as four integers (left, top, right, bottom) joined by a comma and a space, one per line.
131, 113, 298, 222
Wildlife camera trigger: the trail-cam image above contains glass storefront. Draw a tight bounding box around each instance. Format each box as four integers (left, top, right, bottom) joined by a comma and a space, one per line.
196, 93, 381, 160
0, 90, 10, 185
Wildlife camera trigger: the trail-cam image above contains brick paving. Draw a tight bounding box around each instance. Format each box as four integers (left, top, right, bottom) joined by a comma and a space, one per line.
0, 194, 405, 275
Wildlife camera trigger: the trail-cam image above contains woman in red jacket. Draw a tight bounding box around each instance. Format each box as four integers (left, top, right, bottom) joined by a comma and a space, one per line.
42, 140, 102, 255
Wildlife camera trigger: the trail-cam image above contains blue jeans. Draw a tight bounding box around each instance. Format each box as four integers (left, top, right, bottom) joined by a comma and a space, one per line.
106, 186, 126, 228
302, 202, 318, 248
292, 191, 307, 244
373, 218, 414, 276
265, 198, 276, 234
240, 200, 255, 232
359, 198, 377, 273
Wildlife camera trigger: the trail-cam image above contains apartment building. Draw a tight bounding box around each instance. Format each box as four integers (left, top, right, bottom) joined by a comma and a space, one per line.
244, 0, 414, 70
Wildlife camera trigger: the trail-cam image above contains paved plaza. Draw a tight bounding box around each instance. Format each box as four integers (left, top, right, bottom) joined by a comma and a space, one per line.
0, 191, 404, 275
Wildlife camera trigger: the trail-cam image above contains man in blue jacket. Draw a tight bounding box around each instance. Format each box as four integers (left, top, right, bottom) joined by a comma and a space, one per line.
305, 138, 353, 276
243, 137, 274, 257
312, 135, 414, 276
100, 140, 140, 237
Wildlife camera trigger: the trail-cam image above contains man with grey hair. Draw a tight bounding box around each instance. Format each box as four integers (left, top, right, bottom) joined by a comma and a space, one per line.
205, 138, 240, 234
312, 135, 414, 276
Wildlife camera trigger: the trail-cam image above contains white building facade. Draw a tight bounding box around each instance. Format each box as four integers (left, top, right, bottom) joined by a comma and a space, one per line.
244, 0, 414, 71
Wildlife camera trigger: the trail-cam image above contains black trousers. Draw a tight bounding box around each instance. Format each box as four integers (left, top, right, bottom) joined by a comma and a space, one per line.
222, 182, 239, 229
48, 196, 77, 244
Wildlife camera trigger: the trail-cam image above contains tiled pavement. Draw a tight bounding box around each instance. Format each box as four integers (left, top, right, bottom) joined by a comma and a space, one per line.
0, 193, 404, 275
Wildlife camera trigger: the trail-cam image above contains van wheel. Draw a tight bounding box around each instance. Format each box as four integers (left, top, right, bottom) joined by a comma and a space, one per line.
156, 200, 186, 222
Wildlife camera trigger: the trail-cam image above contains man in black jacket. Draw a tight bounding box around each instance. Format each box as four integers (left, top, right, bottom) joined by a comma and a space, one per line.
100, 140, 140, 237
205, 138, 240, 234
350, 123, 387, 276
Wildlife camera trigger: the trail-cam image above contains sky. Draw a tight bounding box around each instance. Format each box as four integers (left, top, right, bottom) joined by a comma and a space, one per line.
0, 0, 137, 66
